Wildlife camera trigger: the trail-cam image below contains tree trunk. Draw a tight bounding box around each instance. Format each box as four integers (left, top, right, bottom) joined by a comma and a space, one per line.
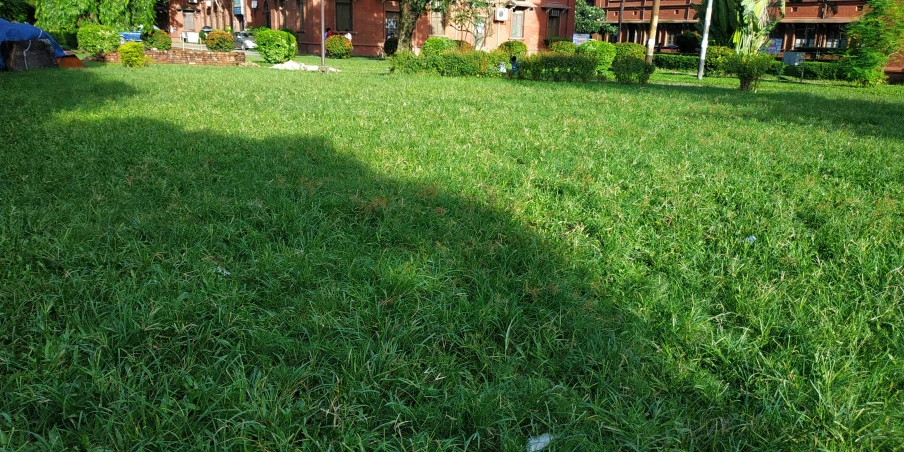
398, 1, 418, 51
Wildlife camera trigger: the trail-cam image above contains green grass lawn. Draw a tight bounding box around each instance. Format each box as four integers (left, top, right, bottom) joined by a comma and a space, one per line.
1, 59, 903, 450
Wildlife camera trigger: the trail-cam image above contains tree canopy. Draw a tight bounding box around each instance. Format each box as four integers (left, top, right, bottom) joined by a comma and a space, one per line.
35, 0, 158, 31
575, 0, 615, 35
0, 0, 35, 22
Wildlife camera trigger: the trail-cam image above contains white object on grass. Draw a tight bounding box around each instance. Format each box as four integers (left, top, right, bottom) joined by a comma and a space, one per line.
526, 433, 552, 452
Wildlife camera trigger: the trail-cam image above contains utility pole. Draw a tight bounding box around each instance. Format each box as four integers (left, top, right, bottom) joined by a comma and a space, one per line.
616, 0, 625, 42
320, 0, 326, 67
697, 0, 714, 79
644, 0, 660, 64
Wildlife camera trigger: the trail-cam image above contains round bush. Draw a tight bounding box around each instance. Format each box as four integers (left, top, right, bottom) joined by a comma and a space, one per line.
576, 39, 616, 72
498, 40, 527, 59
611, 55, 656, 84
549, 40, 577, 55
47, 29, 78, 49
77, 24, 119, 55
453, 40, 474, 52
383, 36, 398, 56
421, 36, 456, 57
119, 42, 149, 67
256, 29, 298, 63
389, 50, 426, 74
142, 28, 172, 50
675, 30, 701, 53
325, 35, 353, 58
726, 53, 774, 92
205, 29, 233, 52
614, 42, 646, 60
704, 45, 734, 75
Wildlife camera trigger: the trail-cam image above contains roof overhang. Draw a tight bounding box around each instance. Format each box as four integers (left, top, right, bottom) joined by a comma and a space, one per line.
540, 2, 570, 11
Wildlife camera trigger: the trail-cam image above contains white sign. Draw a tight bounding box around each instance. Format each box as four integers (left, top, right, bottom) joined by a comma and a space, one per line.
572, 33, 590, 45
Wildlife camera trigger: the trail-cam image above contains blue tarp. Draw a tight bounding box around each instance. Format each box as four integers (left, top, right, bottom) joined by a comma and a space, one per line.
0, 18, 66, 70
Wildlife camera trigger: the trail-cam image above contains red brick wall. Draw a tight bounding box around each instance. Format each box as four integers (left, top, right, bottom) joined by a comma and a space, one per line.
102, 49, 246, 66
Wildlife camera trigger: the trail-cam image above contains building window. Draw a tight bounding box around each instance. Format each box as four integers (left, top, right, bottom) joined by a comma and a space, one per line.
183, 12, 196, 31
386, 11, 400, 39
430, 11, 444, 35
336, 0, 352, 32
511, 9, 524, 39
264, 1, 271, 28
547, 11, 561, 38
296, 0, 303, 31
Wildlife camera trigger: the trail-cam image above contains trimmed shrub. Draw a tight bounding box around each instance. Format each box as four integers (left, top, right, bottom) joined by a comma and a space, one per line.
543, 36, 571, 48
47, 29, 78, 49
142, 28, 172, 50
77, 24, 119, 55
675, 30, 701, 53
246, 26, 270, 38
576, 40, 616, 73
614, 42, 646, 60
421, 36, 457, 57
653, 54, 699, 72
498, 40, 528, 59
453, 40, 474, 51
118, 42, 150, 68
422, 50, 500, 77
325, 35, 353, 58
205, 29, 233, 52
516, 53, 598, 82
389, 50, 426, 74
611, 55, 655, 83
770, 60, 849, 81
704, 45, 734, 75
383, 36, 398, 56
256, 29, 297, 64
726, 52, 775, 92
549, 40, 577, 55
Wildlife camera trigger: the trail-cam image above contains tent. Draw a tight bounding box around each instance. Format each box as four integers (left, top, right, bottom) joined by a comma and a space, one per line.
0, 18, 67, 70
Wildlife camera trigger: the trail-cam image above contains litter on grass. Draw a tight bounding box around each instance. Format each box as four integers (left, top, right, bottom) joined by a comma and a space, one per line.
526, 433, 552, 452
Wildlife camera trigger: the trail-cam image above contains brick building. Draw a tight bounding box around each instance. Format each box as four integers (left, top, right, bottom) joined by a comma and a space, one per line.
595, 0, 902, 81
163, 0, 577, 56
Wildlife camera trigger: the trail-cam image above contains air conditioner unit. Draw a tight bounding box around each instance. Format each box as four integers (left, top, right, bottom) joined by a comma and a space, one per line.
187, 0, 198, 3
495, 8, 509, 21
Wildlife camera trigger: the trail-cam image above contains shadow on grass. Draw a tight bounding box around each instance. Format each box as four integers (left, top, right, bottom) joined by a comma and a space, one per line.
601, 78, 904, 142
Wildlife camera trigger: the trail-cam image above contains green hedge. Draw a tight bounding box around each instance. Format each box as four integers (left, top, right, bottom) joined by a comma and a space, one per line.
391, 49, 506, 77
118, 42, 149, 68
383, 36, 398, 56
705, 46, 735, 75
771, 60, 850, 81
614, 42, 646, 60
142, 28, 172, 50
256, 29, 297, 64
549, 40, 577, 55
47, 29, 78, 49
516, 53, 598, 82
77, 24, 119, 55
611, 55, 655, 84
576, 40, 616, 73
421, 37, 457, 57
498, 40, 528, 59
653, 54, 699, 72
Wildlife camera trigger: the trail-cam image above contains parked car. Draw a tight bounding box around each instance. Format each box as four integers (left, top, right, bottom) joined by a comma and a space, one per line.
233, 31, 257, 51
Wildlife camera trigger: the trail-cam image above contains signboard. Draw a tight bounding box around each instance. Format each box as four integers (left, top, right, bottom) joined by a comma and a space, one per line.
572, 33, 590, 45
782, 51, 805, 66
762, 38, 782, 55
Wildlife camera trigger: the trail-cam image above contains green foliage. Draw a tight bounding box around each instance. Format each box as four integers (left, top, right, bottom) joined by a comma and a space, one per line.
693, 0, 741, 46
611, 55, 656, 83
255, 29, 298, 64
704, 45, 735, 74
142, 28, 171, 50
843, 0, 904, 86
734, 0, 786, 55
576, 39, 616, 73
77, 23, 119, 55
204, 29, 234, 52
653, 54, 700, 71
421, 36, 457, 57
452, 40, 474, 51
423, 50, 502, 77
614, 42, 646, 60
35, 0, 156, 32
246, 26, 270, 37
726, 52, 774, 91
325, 35, 353, 58
549, 40, 577, 55
118, 41, 149, 67
388, 49, 426, 73
675, 30, 701, 53
498, 40, 528, 59
516, 53, 598, 81
383, 36, 398, 56
574, 0, 608, 34
772, 60, 849, 81
0, 0, 34, 22
46, 28, 79, 49
543, 36, 570, 48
